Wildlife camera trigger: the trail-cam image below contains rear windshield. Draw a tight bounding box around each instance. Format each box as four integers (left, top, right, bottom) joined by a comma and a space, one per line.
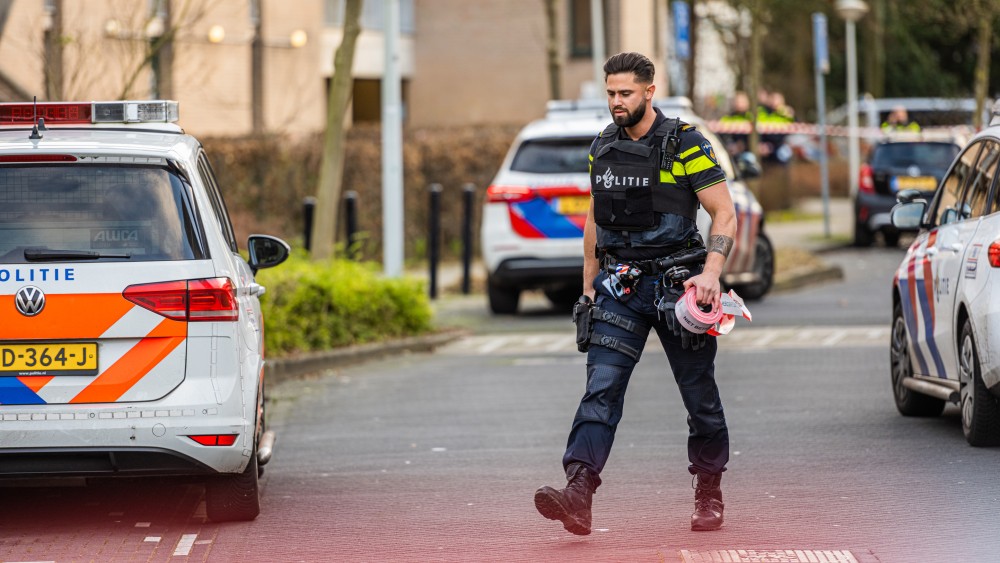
0, 164, 205, 264
872, 142, 959, 172
510, 138, 593, 174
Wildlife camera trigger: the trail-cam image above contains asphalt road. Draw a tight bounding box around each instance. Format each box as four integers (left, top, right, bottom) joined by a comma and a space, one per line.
3, 246, 1000, 562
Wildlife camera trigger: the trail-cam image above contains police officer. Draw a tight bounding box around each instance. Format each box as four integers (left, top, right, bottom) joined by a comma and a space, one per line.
882, 105, 920, 133
534, 52, 737, 535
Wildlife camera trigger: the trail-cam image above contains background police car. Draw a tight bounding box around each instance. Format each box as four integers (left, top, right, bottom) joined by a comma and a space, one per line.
890, 106, 1000, 446
481, 97, 773, 314
0, 101, 289, 522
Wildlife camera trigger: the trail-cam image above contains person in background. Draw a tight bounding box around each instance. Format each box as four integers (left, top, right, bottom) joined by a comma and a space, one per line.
882, 105, 920, 132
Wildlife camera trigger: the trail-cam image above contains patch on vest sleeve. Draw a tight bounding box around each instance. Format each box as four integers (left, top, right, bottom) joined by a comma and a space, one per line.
701, 141, 718, 165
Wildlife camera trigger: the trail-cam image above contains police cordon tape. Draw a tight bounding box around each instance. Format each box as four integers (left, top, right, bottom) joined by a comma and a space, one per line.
674, 287, 753, 336
705, 120, 976, 138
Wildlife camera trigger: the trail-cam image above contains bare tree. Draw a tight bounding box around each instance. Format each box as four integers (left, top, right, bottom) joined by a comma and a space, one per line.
968, 0, 999, 128
116, 0, 204, 100
311, 0, 363, 261
543, 0, 562, 101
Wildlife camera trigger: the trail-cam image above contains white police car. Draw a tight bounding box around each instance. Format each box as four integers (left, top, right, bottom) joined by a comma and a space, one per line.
481, 97, 773, 314
0, 101, 289, 520
889, 104, 1000, 446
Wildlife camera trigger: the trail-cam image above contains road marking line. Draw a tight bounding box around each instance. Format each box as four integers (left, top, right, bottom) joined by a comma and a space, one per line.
750, 331, 780, 347
173, 534, 198, 557
476, 336, 509, 354
821, 330, 847, 347
144, 537, 161, 543
544, 338, 569, 352
680, 549, 858, 563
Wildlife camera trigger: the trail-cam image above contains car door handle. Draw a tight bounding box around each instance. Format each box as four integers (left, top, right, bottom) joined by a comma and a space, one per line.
926, 247, 939, 256
941, 243, 963, 253
249, 283, 266, 297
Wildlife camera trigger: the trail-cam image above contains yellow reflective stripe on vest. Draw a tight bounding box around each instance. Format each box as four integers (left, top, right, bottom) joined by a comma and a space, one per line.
678, 146, 700, 159
683, 155, 716, 174
659, 160, 687, 184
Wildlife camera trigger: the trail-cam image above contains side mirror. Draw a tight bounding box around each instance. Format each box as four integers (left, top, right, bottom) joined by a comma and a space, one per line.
248, 235, 290, 274
736, 151, 762, 179
940, 207, 960, 226
890, 201, 927, 232
896, 189, 925, 204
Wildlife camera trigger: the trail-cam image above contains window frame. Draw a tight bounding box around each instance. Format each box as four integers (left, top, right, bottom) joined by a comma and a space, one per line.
930, 140, 983, 227
196, 151, 239, 253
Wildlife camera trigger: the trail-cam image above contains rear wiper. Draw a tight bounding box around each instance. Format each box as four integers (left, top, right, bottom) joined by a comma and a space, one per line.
23, 249, 132, 261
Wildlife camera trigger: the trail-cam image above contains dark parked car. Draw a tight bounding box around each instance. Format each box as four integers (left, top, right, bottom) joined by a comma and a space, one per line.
854, 136, 961, 247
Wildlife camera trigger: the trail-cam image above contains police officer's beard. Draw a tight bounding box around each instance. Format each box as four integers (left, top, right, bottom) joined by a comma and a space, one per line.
612, 102, 646, 127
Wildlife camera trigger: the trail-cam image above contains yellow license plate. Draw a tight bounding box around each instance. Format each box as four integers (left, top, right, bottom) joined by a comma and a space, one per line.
558, 196, 590, 215
0, 342, 98, 376
895, 176, 936, 190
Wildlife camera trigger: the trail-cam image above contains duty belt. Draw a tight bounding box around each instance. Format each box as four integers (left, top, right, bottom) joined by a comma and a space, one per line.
601, 246, 707, 276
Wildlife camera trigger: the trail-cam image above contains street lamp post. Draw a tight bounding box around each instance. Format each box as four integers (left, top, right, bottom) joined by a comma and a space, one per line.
836, 0, 868, 199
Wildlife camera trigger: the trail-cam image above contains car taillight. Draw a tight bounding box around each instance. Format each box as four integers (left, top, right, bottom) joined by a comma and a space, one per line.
486, 185, 535, 203
124, 277, 238, 322
188, 434, 239, 446
188, 278, 239, 321
989, 241, 1000, 267
859, 163, 875, 194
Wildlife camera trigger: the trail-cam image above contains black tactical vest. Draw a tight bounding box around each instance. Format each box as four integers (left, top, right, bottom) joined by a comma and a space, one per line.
591, 118, 700, 250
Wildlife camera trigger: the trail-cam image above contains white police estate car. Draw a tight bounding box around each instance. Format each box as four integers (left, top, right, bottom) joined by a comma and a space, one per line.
889, 104, 1000, 446
481, 97, 773, 314
0, 101, 289, 521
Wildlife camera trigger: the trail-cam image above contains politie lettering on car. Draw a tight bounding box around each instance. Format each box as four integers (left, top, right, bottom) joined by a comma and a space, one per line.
0, 100, 290, 522
0, 268, 76, 282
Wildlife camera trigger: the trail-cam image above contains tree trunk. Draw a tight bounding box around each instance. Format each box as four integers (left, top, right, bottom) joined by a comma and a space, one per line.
43, 0, 63, 100
747, 0, 762, 158
972, 2, 992, 130
686, 0, 698, 104
311, 0, 362, 261
544, 0, 562, 101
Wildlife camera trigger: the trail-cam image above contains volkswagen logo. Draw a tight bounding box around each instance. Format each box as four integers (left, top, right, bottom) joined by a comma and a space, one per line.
15, 286, 45, 317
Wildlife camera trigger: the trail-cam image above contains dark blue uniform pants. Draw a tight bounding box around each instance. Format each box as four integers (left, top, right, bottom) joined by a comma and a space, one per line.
562, 271, 729, 476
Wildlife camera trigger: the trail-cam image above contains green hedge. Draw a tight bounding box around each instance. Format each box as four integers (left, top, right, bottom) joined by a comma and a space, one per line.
255, 253, 432, 357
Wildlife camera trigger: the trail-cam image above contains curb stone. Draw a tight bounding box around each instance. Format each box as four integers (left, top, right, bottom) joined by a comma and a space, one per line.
772, 263, 844, 293
264, 328, 467, 385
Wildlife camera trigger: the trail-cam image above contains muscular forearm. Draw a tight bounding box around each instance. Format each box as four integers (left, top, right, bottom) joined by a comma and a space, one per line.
583, 203, 598, 296
703, 211, 737, 277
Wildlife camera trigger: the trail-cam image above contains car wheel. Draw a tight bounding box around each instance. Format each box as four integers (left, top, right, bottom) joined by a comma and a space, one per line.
206, 454, 261, 522
883, 231, 901, 248
487, 277, 520, 315
854, 220, 874, 247
732, 232, 774, 301
959, 318, 1000, 446
890, 300, 945, 417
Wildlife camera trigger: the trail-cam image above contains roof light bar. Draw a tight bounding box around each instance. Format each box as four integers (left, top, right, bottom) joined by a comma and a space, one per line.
0, 101, 179, 126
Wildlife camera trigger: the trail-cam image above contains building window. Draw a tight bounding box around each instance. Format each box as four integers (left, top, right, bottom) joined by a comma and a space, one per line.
325, 0, 415, 34
569, 0, 608, 58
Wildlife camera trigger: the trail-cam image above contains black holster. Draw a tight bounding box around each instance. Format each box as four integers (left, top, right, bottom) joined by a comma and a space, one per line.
572, 295, 594, 353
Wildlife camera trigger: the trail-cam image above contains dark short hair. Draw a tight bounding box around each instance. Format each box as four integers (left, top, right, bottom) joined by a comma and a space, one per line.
603, 52, 655, 84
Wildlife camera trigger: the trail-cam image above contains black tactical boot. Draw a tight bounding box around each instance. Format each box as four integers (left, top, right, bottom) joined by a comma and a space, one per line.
691, 473, 725, 531
534, 463, 600, 535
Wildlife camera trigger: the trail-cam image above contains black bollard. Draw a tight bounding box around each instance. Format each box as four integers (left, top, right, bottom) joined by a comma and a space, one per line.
344, 190, 358, 259
428, 183, 443, 299
461, 183, 475, 295
302, 196, 316, 252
